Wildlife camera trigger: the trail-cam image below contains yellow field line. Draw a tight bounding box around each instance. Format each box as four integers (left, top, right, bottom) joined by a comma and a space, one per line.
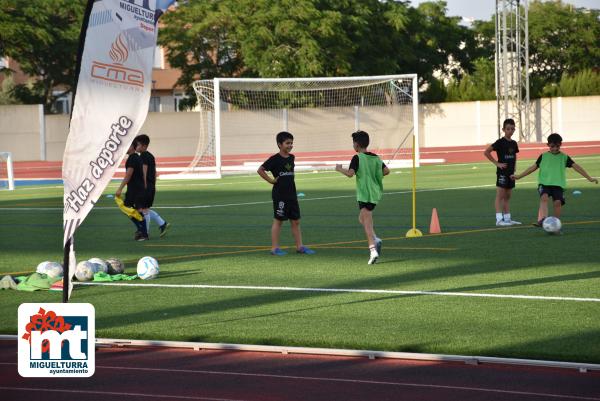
145, 244, 272, 249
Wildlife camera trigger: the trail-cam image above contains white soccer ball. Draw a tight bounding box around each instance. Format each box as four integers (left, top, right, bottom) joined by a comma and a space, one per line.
36, 261, 63, 278
542, 216, 562, 234
137, 256, 159, 280
75, 261, 95, 282
88, 257, 108, 273
105, 257, 125, 274
36, 261, 52, 274
44, 262, 63, 279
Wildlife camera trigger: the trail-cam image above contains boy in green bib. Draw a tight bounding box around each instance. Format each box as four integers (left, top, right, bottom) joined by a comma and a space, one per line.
511, 133, 598, 226
336, 131, 390, 264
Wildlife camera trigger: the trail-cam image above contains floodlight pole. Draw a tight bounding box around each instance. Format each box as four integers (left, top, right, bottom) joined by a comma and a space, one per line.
495, 0, 530, 141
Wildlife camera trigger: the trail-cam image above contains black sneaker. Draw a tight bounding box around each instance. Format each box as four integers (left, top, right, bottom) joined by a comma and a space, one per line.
137, 234, 149, 242
532, 218, 545, 227
159, 222, 170, 238
134, 231, 142, 241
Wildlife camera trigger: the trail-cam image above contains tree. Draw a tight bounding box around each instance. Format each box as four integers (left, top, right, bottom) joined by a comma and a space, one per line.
542, 69, 600, 97
160, 0, 475, 107
0, 0, 85, 112
446, 57, 496, 102
528, 1, 600, 88
471, 1, 600, 98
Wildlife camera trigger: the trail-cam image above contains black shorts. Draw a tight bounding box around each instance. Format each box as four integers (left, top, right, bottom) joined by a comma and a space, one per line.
538, 185, 565, 205
273, 199, 301, 221
141, 187, 156, 208
124, 187, 145, 209
358, 201, 376, 211
496, 173, 515, 189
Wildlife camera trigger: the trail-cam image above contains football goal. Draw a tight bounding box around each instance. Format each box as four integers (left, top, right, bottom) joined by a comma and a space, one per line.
0, 152, 15, 190
165, 75, 419, 179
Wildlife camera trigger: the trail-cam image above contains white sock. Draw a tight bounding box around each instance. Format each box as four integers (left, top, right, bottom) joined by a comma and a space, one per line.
504, 213, 511, 222
144, 212, 150, 232
496, 213, 503, 222
149, 209, 165, 226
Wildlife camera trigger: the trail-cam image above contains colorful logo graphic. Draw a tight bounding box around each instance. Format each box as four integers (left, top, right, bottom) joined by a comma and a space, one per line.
91, 34, 144, 88
18, 303, 95, 377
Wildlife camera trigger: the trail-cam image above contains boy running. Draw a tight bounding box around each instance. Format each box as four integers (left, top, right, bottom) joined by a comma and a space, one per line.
511, 133, 598, 227
336, 131, 389, 264
257, 131, 315, 256
484, 118, 521, 226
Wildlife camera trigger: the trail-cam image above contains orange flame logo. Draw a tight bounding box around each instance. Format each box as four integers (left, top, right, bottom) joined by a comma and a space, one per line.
109, 34, 129, 65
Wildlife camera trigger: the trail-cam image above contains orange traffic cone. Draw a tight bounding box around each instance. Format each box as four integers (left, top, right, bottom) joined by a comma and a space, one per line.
429, 208, 441, 234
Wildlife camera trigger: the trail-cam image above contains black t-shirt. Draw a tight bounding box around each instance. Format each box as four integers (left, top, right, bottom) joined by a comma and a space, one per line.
349, 152, 387, 172
261, 153, 297, 201
125, 153, 144, 190
492, 137, 519, 175
140, 151, 157, 188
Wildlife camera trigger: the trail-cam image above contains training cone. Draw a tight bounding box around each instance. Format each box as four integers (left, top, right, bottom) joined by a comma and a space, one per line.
429, 208, 441, 234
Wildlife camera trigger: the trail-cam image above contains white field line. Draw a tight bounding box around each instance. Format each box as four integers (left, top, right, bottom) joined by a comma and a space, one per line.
75, 282, 600, 303
2, 177, 597, 211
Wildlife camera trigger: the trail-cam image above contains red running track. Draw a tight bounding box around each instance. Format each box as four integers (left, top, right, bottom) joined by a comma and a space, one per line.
9, 142, 600, 180
1, 340, 599, 401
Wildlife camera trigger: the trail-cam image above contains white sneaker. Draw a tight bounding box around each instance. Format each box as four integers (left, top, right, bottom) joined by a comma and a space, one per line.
496, 220, 511, 226
509, 220, 522, 225
368, 250, 379, 265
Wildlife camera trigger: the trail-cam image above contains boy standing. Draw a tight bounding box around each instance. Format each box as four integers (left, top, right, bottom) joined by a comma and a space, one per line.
257, 131, 315, 256
135, 134, 170, 238
116, 139, 149, 241
511, 133, 598, 226
484, 118, 521, 226
336, 131, 390, 265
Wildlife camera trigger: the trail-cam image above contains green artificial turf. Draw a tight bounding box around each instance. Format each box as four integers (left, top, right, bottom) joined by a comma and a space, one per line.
1, 156, 599, 363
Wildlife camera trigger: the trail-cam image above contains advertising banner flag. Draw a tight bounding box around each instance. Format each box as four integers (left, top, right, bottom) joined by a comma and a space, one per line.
62, 0, 175, 299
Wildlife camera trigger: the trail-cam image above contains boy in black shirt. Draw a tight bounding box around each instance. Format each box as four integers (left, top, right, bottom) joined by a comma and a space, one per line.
135, 134, 170, 238
483, 118, 521, 226
257, 131, 315, 256
116, 139, 149, 241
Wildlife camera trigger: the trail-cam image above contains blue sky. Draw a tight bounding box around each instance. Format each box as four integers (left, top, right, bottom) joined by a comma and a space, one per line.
407, 0, 600, 23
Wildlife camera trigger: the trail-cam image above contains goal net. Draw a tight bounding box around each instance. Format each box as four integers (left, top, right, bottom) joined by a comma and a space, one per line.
0, 152, 15, 190
171, 75, 419, 178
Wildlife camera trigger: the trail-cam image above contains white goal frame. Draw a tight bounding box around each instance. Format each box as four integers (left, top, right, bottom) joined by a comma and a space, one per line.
0, 151, 15, 190
177, 74, 419, 179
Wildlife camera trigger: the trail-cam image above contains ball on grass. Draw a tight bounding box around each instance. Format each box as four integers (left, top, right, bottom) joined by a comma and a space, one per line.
137, 256, 159, 280
75, 261, 95, 282
105, 258, 125, 274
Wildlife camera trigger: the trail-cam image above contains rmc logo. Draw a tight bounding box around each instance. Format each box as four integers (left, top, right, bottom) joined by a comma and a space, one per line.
91, 33, 144, 88
18, 303, 95, 377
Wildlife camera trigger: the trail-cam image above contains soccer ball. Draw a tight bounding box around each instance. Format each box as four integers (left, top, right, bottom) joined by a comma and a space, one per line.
105, 257, 125, 274
542, 216, 562, 234
36, 261, 52, 274
44, 262, 63, 279
75, 261, 95, 282
137, 256, 159, 280
88, 257, 108, 274
36, 261, 63, 278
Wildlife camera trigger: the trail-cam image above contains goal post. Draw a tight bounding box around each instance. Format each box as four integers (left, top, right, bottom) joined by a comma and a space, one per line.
169, 74, 419, 179
0, 151, 15, 190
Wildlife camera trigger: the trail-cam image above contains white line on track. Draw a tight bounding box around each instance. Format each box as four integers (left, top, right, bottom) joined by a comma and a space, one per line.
0, 386, 244, 401
76, 282, 600, 303
2, 365, 598, 400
